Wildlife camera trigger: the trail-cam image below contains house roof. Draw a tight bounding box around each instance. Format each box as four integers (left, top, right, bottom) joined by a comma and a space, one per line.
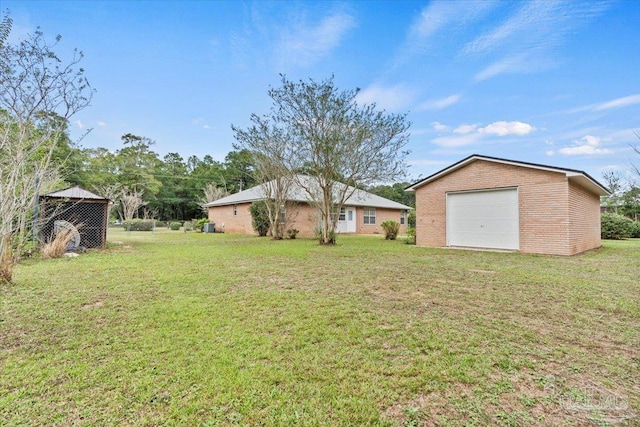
43, 186, 109, 201
205, 175, 412, 210
405, 154, 610, 196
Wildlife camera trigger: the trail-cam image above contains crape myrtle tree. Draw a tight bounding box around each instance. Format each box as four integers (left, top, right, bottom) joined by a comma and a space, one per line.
232, 120, 296, 239
601, 170, 624, 214
233, 75, 410, 244
198, 182, 228, 215
0, 14, 93, 283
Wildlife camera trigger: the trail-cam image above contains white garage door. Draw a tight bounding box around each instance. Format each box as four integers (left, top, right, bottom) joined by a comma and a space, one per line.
446, 188, 519, 250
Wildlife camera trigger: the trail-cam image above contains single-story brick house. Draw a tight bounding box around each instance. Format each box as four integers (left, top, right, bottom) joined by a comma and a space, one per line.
205, 176, 412, 237
405, 155, 609, 256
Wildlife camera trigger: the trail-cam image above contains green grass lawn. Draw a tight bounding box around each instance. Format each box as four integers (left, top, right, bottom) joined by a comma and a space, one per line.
2, 229, 639, 426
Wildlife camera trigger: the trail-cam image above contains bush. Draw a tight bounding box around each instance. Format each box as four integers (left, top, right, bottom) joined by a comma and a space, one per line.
287, 228, 299, 239
405, 226, 416, 245
407, 210, 416, 227
249, 201, 270, 237
601, 213, 634, 240
122, 219, 155, 231
381, 220, 400, 240
630, 221, 640, 238
169, 222, 182, 231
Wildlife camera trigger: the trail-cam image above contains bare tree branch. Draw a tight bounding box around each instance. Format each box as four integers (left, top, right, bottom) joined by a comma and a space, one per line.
0, 17, 94, 283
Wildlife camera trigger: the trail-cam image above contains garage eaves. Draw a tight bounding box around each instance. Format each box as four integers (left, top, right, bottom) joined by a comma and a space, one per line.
405, 154, 610, 196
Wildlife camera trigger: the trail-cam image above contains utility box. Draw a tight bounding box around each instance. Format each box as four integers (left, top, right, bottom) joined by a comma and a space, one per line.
203, 223, 216, 233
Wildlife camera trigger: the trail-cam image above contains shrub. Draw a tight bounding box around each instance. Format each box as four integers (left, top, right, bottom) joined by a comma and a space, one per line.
170, 222, 182, 231
287, 228, 299, 239
407, 210, 416, 227
405, 226, 416, 245
196, 218, 210, 232
630, 221, 640, 238
381, 220, 400, 240
122, 219, 155, 231
249, 201, 269, 237
601, 213, 634, 240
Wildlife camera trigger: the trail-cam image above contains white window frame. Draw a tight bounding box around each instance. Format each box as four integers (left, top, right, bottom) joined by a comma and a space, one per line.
233, 205, 237, 216
363, 207, 376, 225
400, 210, 406, 225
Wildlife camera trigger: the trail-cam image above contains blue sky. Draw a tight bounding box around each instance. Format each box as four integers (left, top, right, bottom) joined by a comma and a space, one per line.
5, 0, 640, 182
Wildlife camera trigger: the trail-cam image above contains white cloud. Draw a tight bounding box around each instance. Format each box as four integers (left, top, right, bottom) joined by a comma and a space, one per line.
478, 121, 535, 136
278, 11, 356, 68
594, 94, 640, 111
356, 83, 415, 112
431, 120, 535, 147
473, 51, 555, 81
432, 133, 482, 147
554, 135, 613, 156
203, 125, 211, 129
464, 2, 608, 80
569, 93, 640, 114
75, 120, 83, 129
417, 94, 461, 110
97, 121, 106, 127
431, 121, 449, 132
403, 1, 497, 52
453, 124, 478, 134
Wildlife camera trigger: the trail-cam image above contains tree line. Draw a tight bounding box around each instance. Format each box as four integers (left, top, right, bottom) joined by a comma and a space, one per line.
59, 133, 259, 221
51, 131, 415, 223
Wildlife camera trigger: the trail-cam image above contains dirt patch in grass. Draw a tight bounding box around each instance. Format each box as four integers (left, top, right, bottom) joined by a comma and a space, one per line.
80, 300, 104, 310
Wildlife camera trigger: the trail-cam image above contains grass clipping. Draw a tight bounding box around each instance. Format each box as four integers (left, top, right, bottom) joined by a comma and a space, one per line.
41, 224, 82, 259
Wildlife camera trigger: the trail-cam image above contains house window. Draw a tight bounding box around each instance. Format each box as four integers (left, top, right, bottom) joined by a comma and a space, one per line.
339, 207, 346, 221
233, 205, 237, 216
279, 204, 286, 224
363, 208, 376, 225
400, 210, 406, 225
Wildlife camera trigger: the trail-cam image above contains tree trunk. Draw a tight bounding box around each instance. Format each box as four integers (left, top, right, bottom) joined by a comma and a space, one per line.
0, 236, 14, 284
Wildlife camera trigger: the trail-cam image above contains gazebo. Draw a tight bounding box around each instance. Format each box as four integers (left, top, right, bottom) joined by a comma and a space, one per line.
39, 186, 110, 249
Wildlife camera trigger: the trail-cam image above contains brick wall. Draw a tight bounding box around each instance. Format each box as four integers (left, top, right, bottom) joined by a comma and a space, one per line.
413, 160, 601, 255
568, 180, 601, 254
287, 204, 319, 237
208, 202, 254, 234
208, 202, 408, 237
355, 207, 408, 235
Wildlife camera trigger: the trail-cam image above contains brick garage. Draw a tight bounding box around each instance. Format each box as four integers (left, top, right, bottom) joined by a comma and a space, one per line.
406, 155, 609, 256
